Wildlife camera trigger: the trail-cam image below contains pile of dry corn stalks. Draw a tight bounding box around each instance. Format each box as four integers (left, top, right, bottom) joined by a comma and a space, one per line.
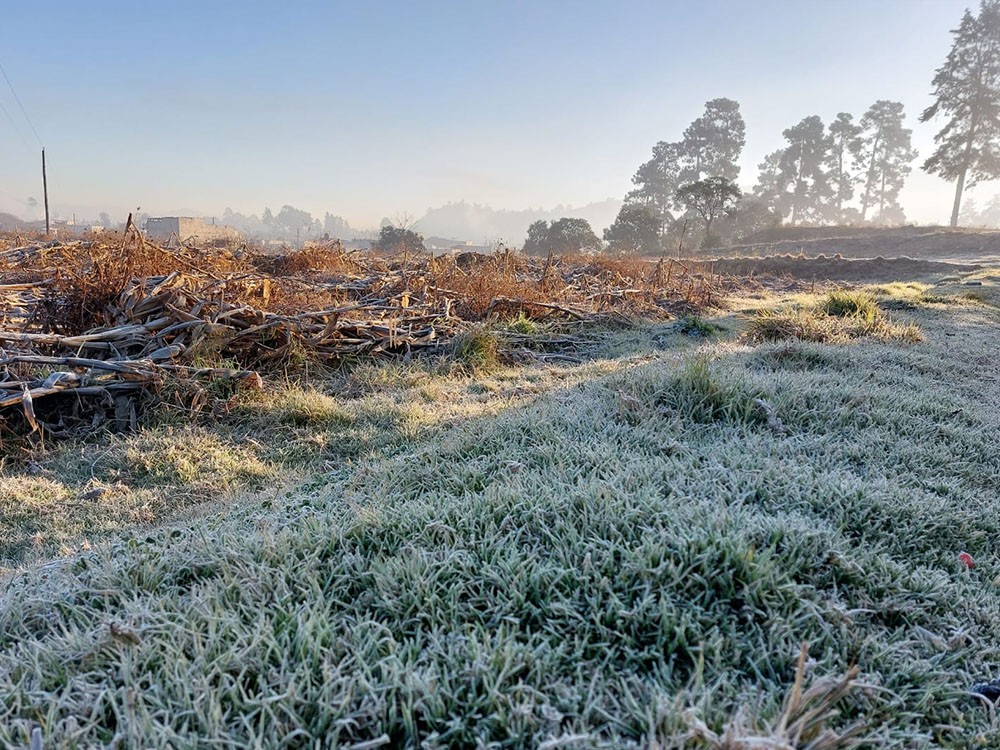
0, 227, 724, 443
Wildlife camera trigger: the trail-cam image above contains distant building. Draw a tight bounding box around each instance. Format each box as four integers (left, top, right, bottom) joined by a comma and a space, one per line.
145, 217, 243, 244
424, 236, 474, 252
342, 238, 374, 251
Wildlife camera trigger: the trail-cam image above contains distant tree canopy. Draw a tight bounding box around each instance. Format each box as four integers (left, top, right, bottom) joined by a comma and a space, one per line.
275, 205, 314, 234
826, 113, 863, 223
749, 102, 916, 227
716, 197, 782, 244
626, 98, 746, 229
761, 115, 833, 225
856, 101, 917, 224
323, 212, 351, 238
521, 218, 601, 255
218, 205, 358, 243
375, 225, 426, 254
965, 191, 1000, 226
680, 97, 746, 183
603, 205, 663, 256
522, 219, 551, 255
921, 0, 1000, 227
676, 177, 741, 246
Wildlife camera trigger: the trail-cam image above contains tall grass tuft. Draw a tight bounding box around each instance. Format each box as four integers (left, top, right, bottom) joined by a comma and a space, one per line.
746, 289, 921, 344
451, 326, 501, 371
659, 357, 763, 424
821, 290, 879, 322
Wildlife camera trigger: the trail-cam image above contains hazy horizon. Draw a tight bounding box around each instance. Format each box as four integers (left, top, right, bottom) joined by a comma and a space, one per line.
2, 0, 998, 230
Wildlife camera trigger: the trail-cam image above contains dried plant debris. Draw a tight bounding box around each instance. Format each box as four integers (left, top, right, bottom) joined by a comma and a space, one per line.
0, 234, 725, 444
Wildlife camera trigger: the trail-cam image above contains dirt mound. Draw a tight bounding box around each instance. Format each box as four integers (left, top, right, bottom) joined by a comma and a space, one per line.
720, 227, 1000, 263
692, 254, 980, 282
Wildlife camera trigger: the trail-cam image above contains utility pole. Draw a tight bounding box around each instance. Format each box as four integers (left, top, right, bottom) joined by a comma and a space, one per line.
41, 148, 50, 236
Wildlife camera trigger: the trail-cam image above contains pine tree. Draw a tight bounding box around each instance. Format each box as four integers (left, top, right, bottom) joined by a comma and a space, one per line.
855, 101, 917, 224
752, 150, 788, 216
921, 0, 1000, 227
625, 99, 746, 232
679, 98, 747, 183
751, 117, 831, 225
826, 113, 862, 223
626, 141, 684, 229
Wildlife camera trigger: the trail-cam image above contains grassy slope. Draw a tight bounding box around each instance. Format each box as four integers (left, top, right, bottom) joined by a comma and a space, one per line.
1, 274, 1000, 747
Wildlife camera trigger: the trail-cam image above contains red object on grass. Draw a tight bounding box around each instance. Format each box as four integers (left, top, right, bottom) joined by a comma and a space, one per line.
959, 552, 975, 569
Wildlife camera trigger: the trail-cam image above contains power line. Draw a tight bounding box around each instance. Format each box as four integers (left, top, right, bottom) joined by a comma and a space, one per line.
0, 59, 42, 147
0, 93, 30, 152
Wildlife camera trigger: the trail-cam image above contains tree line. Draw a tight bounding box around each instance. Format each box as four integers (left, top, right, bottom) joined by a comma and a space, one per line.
219, 206, 363, 243
525, 0, 1000, 255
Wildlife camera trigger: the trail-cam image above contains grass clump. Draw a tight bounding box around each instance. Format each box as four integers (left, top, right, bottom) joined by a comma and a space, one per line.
504, 311, 539, 335
123, 428, 272, 492
658, 357, 763, 424
747, 289, 922, 344
748, 341, 839, 372
257, 386, 355, 427
746, 308, 840, 343
821, 290, 879, 321
451, 326, 502, 371
675, 315, 724, 337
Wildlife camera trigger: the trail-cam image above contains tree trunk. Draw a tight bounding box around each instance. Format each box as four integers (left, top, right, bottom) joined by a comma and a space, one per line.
790, 158, 803, 225
835, 138, 844, 222
861, 132, 881, 222
951, 166, 968, 228
952, 118, 979, 228
879, 170, 886, 223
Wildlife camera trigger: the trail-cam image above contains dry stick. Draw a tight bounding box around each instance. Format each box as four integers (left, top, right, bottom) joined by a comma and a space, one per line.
0, 382, 144, 408
486, 297, 589, 320
1, 354, 159, 375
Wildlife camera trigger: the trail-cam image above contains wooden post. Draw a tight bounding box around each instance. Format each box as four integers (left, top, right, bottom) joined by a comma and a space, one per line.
42, 148, 50, 236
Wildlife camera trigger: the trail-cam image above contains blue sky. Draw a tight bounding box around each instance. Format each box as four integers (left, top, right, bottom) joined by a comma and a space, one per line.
0, 0, 987, 227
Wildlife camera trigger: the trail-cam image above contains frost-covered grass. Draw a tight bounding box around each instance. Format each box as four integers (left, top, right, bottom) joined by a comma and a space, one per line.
745, 290, 923, 344
2, 281, 1000, 747
0, 348, 634, 569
